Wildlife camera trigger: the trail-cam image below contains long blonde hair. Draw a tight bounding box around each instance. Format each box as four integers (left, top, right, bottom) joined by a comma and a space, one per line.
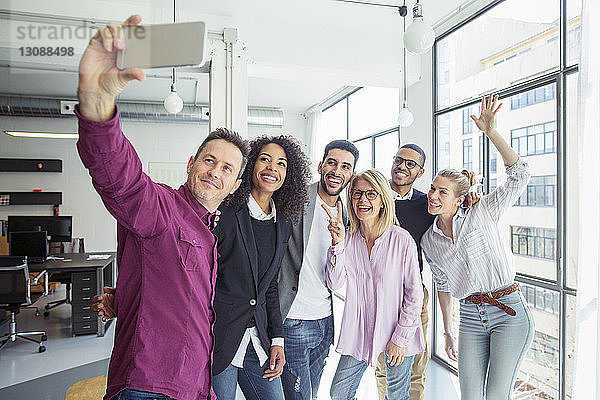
347, 169, 398, 237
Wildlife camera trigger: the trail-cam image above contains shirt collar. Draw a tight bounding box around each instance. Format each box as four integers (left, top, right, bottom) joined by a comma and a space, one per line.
181, 183, 213, 227
247, 194, 277, 222
393, 187, 414, 201
431, 208, 466, 238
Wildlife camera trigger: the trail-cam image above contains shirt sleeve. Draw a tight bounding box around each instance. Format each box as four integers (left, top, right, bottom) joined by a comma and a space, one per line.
271, 337, 284, 347
76, 106, 170, 238
421, 235, 451, 292
391, 238, 424, 347
480, 158, 530, 222
326, 234, 349, 291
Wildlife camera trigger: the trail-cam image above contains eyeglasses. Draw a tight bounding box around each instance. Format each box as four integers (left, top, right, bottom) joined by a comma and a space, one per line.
392, 156, 422, 170
351, 189, 380, 200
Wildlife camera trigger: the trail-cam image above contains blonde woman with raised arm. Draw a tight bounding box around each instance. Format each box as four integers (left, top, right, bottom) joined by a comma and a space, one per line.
421, 94, 534, 400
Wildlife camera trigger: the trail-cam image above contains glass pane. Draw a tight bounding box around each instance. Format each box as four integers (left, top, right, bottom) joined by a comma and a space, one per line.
491, 88, 557, 281
348, 87, 399, 140
374, 131, 399, 179
566, 0, 582, 66
435, 0, 560, 110
565, 72, 578, 288
515, 286, 560, 398
353, 138, 372, 173
565, 294, 577, 399
436, 104, 485, 177
433, 295, 460, 369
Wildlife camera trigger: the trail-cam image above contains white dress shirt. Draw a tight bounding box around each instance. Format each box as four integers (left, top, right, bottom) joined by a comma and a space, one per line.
230, 194, 284, 368
393, 186, 414, 201
421, 159, 530, 300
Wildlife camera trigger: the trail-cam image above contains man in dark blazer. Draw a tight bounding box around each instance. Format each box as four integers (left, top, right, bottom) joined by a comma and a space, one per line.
278, 140, 359, 400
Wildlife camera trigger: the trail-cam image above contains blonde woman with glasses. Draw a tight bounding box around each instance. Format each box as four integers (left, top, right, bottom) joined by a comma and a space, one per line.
323, 169, 424, 400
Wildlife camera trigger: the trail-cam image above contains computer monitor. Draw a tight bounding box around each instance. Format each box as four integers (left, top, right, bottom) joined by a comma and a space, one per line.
7, 216, 72, 242
9, 231, 48, 263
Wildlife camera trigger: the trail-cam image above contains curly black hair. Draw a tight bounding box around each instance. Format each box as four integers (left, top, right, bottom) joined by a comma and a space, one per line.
226, 135, 312, 224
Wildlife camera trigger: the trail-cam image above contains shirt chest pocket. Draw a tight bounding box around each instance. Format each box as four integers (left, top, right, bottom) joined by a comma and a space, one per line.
177, 226, 207, 271
459, 229, 490, 266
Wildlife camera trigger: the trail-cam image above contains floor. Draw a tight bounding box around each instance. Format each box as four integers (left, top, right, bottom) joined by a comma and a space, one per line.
0, 285, 459, 400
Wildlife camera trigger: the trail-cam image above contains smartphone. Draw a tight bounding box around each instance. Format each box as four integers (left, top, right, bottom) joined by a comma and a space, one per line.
116, 21, 207, 70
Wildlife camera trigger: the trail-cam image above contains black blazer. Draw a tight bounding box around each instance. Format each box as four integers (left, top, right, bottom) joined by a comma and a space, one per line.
211, 202, 292, 375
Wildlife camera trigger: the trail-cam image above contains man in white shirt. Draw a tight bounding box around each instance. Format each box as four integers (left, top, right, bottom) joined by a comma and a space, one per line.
278, 140, 359, 400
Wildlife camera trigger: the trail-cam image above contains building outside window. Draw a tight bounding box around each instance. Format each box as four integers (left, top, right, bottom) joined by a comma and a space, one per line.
516, 175, 557, 207
511, 226, 557, 260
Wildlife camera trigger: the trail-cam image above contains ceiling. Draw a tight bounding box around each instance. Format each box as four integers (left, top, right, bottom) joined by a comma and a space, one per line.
1, 0, 469, 113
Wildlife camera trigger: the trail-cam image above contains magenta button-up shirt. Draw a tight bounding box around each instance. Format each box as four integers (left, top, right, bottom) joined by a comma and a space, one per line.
76, 108, 218, 400
326, 225, 424, 366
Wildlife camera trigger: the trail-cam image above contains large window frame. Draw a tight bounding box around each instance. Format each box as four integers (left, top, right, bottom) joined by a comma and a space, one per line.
431, 1, 578, 399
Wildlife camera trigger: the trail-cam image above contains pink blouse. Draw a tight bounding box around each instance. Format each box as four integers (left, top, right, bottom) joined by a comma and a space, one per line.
326, 225, 424, 366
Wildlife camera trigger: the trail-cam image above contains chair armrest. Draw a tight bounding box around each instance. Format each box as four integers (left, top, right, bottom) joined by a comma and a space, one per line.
31, 270, 49, 296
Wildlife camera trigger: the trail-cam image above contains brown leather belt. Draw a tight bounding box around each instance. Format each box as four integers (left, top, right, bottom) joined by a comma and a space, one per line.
464, 283, 519, 316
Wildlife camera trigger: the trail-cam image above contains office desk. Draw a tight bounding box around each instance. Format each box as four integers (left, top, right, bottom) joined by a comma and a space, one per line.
30, 252, 116, 337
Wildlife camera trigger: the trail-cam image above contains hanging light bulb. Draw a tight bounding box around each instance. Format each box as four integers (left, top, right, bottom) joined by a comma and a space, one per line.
164, 67, 183, 114
163, 1, 183, 114
164, 84, 184, 114
403, 1, 435, 55
398, 101, 414, 127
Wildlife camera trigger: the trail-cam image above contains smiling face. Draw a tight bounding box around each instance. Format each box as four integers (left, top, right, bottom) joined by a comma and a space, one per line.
350, 178, 383, 225
186, 138, 243, 211
390, 147, 425, 191
251, 142, 288, 196
427, 176, 464, 216
318, 148, 356, 197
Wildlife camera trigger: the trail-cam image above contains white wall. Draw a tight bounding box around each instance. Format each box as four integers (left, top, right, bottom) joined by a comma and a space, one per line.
0, 116, 209, 252
401, 52, 434, 194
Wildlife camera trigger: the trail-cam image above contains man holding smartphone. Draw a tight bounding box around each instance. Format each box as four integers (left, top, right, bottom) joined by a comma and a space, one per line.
78, 15, 248, 400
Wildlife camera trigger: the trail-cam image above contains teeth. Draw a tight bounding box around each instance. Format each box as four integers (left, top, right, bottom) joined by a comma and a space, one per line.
262, 175, 277, 182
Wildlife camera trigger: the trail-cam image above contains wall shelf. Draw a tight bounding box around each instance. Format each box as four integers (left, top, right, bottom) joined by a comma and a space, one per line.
0, 158, 62, 172
0, 192, 62, 206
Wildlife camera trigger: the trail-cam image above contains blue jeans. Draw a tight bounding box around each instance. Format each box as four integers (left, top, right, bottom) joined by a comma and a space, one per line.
458, 289, 534, 400
330, 353, 414, 400
281, 315, 334, 400
212, 343, 285, 400
111, 389, 175, 400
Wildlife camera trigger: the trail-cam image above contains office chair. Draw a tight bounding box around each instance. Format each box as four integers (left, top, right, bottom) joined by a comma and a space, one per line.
0, 256, 48, 353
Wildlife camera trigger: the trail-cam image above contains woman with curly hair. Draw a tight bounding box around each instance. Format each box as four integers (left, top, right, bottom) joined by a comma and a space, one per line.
211, 135, 312, 400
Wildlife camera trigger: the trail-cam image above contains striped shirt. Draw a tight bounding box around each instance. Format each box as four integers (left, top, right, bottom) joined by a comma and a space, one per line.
421, 159, 530, 300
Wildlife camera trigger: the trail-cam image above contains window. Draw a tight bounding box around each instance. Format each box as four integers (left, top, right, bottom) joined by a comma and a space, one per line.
516, 175, 556, 207
510, 83, 556, 110
462, 138, 473, 170
521, 283, 560, 314
318, 87, 399, 172
463, 108, 472, 134
511, 122, 556, 156
433, 1, 578, 397
511, 226, 556, 260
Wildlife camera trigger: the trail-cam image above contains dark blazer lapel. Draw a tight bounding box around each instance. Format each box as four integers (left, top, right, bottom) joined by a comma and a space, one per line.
236, 206, 259, 291
258, 219, 286, 292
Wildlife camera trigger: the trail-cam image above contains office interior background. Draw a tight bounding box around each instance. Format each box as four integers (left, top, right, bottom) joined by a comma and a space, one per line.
0, 0, 598, 399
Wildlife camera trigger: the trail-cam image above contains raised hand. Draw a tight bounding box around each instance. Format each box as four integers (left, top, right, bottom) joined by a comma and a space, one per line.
78, 15, 146, 121
322, 202, 345, 246
470, 93, 502, 135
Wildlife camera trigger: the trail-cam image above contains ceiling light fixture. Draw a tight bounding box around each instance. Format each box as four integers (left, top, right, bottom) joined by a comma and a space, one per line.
4, 130, 79, 139
403, 0, 435, 54
163, 0, 184, 114
398, 2, 414, 128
